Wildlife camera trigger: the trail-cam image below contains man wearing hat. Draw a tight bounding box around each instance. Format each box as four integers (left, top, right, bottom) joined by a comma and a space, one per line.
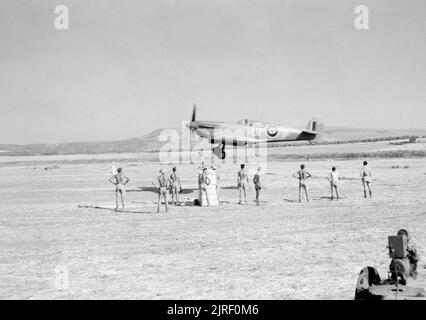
152, 169, 171, 213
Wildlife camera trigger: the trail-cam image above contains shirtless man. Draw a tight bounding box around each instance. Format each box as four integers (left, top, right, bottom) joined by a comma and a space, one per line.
152, 169, 170, 213
327, 166, 340, 200
169, 167, 181, 205
253, 166, 262, 206
108, 167, 129, 211
237, 164, 249, 204
293, 164, 312, 203
200, 167, 211, 206
360, 160, 372, 198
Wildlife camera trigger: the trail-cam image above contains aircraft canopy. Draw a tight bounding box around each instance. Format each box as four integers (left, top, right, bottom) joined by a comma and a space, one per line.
237, 119, 263, 126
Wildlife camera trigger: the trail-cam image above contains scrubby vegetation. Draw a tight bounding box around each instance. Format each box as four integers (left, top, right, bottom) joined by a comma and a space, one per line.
269, 150, 426, 161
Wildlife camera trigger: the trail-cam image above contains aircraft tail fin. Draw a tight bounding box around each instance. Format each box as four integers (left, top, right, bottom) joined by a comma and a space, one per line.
305, 117, 324, 133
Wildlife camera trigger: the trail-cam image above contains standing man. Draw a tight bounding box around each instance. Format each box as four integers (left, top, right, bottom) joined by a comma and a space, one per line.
170, 167, 181, 205
327, 166, 340, 200
152, 169, 170, 213
360, 160, 372, 198
293, 164, 312, 203
237, 164, 249, 204
200, 167, 211, 206
253, 166, 262, 206
108, 167, 130, 211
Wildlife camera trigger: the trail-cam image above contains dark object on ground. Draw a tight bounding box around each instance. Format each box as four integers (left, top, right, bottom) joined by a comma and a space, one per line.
354, 266, 425, 300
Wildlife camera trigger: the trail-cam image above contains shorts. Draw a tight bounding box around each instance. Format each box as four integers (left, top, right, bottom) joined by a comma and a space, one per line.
116, 184, 125, 193
171, 182, 180, 192
362, 177, 371, 184
255, 185, 261, 191
239, 182, 248, 189
158, 187, 168, 195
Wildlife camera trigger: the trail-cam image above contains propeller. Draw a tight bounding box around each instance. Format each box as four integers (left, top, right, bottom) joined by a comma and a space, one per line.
191, 103, 196, 122
189, 103, 197, 141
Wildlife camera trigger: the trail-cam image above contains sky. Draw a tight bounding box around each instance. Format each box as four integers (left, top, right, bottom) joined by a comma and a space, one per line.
0, 0, 425, 144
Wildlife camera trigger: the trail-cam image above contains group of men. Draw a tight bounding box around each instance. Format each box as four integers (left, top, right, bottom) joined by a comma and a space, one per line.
291, 160, 373, 203
151, 167, 182, 213
107, 160, 373, 211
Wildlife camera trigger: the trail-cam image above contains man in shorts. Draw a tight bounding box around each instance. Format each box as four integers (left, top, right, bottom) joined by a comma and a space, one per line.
327, 166, 340, 200
152, 169, 170, 213
108, 167, 130, 211
253, 166, 262, 206
293, 164, 312, 203
237, 164, 249, 204
200, 167, 211, 206
360, 160, 372, 198
169, 167, 181, 205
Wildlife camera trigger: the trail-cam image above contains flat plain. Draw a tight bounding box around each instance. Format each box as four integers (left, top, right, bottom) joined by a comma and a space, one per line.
1, 141, 425, 299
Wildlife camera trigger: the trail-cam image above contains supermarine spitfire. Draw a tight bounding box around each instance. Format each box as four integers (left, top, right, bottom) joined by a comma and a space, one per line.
187, 104, 324, 159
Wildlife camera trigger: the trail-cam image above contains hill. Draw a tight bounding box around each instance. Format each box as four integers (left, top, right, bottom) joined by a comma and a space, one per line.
0, 126, 425, 157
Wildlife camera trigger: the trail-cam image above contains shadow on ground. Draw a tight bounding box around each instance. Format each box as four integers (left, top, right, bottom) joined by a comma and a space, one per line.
78, 205, 153, 214
135, 187, 196, 194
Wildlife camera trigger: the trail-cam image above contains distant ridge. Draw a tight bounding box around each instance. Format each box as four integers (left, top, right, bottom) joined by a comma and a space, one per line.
0, 127, 425, 157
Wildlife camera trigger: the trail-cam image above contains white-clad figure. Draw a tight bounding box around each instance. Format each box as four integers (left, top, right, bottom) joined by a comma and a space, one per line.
206, 166, 219, 206
199, 166, 219, 206
111, 161, 118, 175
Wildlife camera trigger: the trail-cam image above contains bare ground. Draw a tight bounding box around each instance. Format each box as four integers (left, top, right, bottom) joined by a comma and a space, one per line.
0, 155, 425, 299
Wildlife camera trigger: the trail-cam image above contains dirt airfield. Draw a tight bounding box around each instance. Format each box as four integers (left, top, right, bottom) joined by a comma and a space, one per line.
1, 143, 425, 299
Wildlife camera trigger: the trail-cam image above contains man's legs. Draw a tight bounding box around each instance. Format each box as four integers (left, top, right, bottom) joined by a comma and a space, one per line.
115, 191, 119, 210
304, 186, 309, 203
255, 188, 260, 205
298, 185, 302, 203
120, 189, 125, 208
238, 187, 242, 204
175, 187, 180, 204
243, 184, 247, 202
366, 182, 372, 198
203, 187, 210, 206
163, 191, 169, 212
171, 188, 176, 205
157, 191, 161, 213
362, 180, 367, 198
330, 184, 334, 200
335, 185, 339, 200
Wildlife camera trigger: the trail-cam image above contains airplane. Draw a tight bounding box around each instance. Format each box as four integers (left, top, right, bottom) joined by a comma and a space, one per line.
186, 104, 324, 159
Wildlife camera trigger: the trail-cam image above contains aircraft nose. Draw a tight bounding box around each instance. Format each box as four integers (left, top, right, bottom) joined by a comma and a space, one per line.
186, 122, 197, 130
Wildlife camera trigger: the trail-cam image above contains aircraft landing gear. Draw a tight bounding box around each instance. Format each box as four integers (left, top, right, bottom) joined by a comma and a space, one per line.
213, 144, 226, 159
220, 144, 226, 159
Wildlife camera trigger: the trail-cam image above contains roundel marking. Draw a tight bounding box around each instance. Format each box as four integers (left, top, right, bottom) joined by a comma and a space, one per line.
267, 125, 278, 137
